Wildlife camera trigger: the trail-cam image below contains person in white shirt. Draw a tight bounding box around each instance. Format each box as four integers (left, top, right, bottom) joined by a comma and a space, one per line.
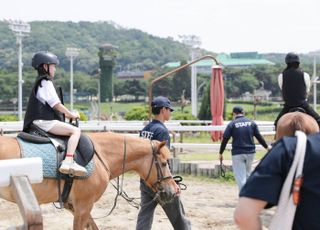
23, 51, 87, 177
274, 52, 320, 128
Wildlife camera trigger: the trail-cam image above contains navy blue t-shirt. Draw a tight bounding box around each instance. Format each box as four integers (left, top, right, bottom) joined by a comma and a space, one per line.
219, 115, 268, 155
240, 133, 320, 230
140, 119, 170, 147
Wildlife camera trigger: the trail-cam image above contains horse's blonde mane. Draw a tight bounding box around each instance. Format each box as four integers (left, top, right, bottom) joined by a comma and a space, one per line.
88, 132, 171, 159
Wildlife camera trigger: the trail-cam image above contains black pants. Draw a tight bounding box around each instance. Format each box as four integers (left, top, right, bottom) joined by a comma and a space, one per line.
136, 180, 191, 230
274, 102, 320, 128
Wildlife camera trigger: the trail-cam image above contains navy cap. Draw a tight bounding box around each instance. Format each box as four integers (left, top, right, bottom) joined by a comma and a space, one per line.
232, 106, 243, 114
151, 96, 174, 111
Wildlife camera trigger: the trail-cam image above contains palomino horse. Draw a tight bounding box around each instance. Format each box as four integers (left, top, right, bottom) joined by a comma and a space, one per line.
275, 111, 319, 140
0, 132, 178, 229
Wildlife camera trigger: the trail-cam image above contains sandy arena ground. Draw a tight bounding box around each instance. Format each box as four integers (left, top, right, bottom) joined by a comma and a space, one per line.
0, 174, 274, 230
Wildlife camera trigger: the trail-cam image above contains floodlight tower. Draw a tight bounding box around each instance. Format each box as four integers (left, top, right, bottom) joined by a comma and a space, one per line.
7, 20, 31, 120
179, 35, 201, 117
65, 47, 80, 111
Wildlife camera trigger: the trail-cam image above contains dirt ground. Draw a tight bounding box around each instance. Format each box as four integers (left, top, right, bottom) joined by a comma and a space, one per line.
0, 174, 274, 230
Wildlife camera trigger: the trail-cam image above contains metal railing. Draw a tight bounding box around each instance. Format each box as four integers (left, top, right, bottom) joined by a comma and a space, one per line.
147, 55, 220, 120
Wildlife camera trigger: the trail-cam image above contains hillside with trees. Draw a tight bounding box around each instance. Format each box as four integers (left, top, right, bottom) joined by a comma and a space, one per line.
0, 20, 192, 72
0, 20, 318, 119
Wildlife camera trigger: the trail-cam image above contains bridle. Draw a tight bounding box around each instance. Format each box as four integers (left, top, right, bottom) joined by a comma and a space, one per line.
144, 140, 173, 191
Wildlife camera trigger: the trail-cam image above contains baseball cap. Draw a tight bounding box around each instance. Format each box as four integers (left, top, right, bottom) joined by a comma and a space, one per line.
151, 96, 174, 111
232, 106, 243, 114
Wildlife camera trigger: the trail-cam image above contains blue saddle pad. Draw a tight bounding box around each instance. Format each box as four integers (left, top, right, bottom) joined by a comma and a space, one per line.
17, 137, 94, 179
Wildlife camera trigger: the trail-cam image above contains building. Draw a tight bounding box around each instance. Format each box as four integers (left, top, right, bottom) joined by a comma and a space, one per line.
116, 70, 153, 80
163, 52, 275, 74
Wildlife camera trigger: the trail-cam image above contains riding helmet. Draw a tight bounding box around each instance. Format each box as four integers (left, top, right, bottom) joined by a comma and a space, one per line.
285, 52, 300, 64
31, 51, 59, 70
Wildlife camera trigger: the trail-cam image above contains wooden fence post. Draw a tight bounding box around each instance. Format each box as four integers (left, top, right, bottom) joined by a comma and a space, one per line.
11, 176, 43, 230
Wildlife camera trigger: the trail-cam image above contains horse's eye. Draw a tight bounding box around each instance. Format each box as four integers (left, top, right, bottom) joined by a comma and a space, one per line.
161, 162, 167, 167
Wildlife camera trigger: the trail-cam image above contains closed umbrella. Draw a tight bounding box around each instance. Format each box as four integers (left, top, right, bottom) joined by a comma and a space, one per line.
210, 65, 224, 141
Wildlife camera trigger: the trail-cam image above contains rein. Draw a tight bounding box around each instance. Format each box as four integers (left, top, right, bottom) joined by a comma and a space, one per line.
92, 135, 139, 220
93, 137, 173, 218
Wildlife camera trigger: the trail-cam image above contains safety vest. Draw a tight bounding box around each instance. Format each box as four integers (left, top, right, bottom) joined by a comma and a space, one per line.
282, 68, 307, 106
23, 75, 63, 132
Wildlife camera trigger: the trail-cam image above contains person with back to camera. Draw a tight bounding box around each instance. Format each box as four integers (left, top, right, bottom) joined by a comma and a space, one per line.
23, 51, 87, 177
136, 96, 191, 230
274, 52, 320, 128
219, 106, 270, 191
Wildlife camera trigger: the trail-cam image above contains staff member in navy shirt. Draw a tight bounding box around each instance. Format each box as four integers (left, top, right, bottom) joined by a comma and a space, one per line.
136, 96, 191, 230
234, 133, 320, 230
219, 106, 270, 190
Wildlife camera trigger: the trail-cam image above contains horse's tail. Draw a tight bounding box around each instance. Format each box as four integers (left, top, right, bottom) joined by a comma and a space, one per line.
290, 113, 304, 131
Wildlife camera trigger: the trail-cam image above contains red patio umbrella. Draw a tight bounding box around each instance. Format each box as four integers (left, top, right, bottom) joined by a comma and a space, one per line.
210, 65, 224, 141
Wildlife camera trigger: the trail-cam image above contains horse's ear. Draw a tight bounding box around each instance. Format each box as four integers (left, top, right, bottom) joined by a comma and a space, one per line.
159, 141, 167, 149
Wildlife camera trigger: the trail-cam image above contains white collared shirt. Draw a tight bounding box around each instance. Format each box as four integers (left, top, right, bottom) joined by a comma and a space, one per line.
36, 79, 61, 108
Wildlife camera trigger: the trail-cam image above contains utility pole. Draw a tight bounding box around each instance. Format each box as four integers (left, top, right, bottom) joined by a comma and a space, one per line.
310, 51, 320, 110
313, 55, 318, 110
179, 35, 201, 117
65, 47, 80, 111
7, 20, 31, 120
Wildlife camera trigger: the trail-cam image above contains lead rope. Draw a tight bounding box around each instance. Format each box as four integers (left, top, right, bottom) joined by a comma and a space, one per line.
219, 159, 226, 177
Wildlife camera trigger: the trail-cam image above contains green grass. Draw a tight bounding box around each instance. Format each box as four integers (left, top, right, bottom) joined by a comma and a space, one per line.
123, 172, 234, 184
180, 132, 213, 143
101, 102, 146, 114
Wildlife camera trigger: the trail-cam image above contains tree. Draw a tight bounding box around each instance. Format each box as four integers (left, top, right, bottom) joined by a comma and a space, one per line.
198, 83, 211, 120
124, 80, 146, 101
171, 60, 191, 101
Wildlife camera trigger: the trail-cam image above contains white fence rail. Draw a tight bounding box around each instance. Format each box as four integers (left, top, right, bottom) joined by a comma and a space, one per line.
0, 120, 275, 133
0, 120, 274, 152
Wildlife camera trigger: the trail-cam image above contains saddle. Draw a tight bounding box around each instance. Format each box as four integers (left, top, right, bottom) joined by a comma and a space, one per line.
18, 124, 94, 168
17, 124, 95, 205
288, 107, 306, 113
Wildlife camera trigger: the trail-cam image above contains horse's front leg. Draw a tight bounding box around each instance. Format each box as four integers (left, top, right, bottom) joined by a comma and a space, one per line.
72, 203, 95, 230
86, 215, 99, 230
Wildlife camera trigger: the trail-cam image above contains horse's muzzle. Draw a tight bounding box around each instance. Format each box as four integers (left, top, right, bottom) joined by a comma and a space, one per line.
154, 178, 177, 205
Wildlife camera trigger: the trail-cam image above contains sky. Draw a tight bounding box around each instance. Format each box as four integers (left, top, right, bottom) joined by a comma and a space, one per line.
2, 0, 320, 54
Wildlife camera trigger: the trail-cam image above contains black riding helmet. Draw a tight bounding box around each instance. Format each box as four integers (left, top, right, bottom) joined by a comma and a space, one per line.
285, 52, 300, 64
31, 51, 59, 70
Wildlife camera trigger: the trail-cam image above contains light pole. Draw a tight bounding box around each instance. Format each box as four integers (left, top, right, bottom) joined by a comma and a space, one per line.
65, 47, 80, 111
310, 51, 320, 110
7, 20, 31, 120
178, 35, 201, 117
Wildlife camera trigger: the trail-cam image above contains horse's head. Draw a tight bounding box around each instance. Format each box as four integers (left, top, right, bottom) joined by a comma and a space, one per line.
142, 140, 178, 205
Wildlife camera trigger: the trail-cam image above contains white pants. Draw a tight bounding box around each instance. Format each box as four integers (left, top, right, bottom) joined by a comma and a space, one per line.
33, 120, 60, 132
232, 153, 255, 190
